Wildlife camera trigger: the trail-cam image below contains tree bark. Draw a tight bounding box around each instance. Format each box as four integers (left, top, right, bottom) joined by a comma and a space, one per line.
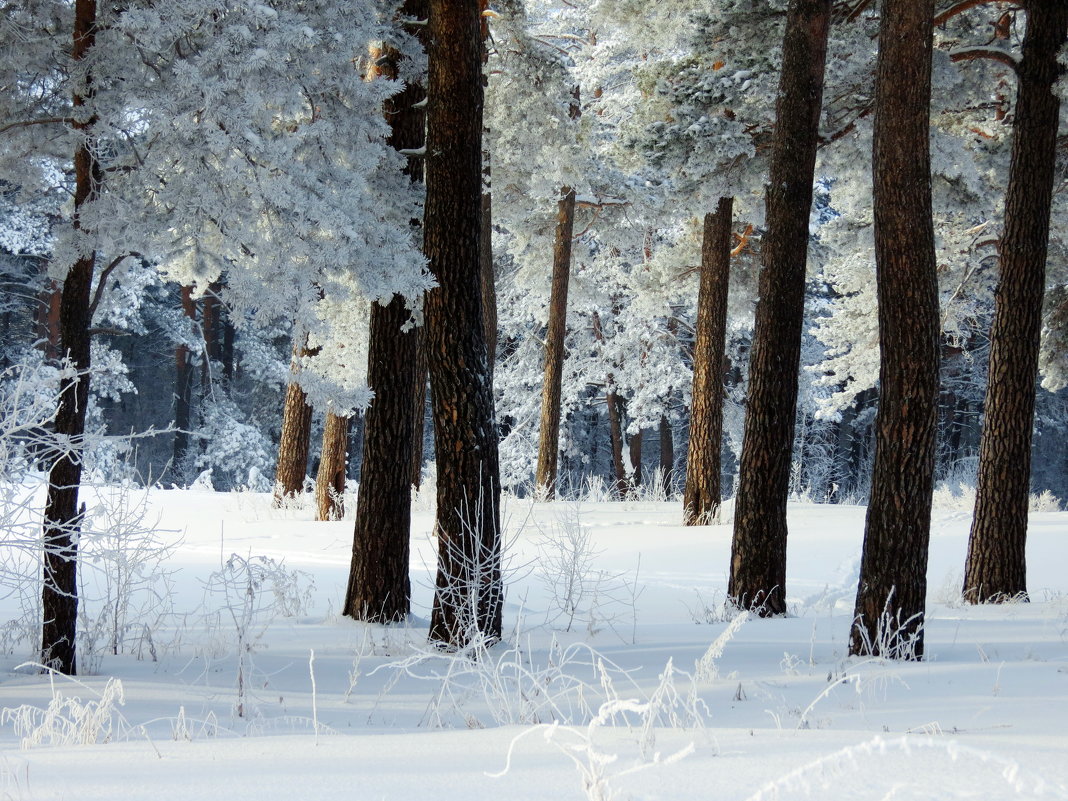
729, 0, 831, 615
315, 411, 350, 522
173, 285, 197, 477
273, 337, 314, 505
684, 197, 733, 524
850, 0, 940, 659
424, 0, 503, 647
345, 296, 418, 620
344, 5, 427, 620
607, 388, 628, 497
41, 0, 101, 675
535, 186, 577, 498
658, 414, 674, 498
964, 1, 1068, 604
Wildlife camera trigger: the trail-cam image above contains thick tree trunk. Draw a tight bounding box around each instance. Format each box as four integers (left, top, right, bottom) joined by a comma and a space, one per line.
850, 0, 939, 659
535, 186, 577, 498
424, 0, 502, 647
273, 338, 314, 505
345, 297, 419, 620
964, 1, 1067, 604
729, 0, 831, 615
41, 0, 101, 675
315, 411, 350, 522
173, 285, 197, 476
344, 2, 428, 622
684, 197, 733, 524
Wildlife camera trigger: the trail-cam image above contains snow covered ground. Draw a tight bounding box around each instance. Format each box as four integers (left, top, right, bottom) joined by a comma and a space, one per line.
0, 487, 1066, 800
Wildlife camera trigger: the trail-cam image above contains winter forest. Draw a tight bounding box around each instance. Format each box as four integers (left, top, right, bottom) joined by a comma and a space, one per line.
1, 0, 1067, 798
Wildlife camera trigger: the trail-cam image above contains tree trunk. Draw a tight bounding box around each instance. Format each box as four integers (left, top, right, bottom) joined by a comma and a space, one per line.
535, 186, 577, 498
273, 338, 314, 505
964, 1, 1068, 604
729, 0, 831, 615
424, 0, 503, 647
315, 411, 350, 522
344, 1, 428, 622
850, 0, 939, 659
345, 297, 419, 620
684, 197, 733, 524
41, 0, 101, 675
173, 285, 197, 477
607, 388, 628, 497
658, 414, 674, 498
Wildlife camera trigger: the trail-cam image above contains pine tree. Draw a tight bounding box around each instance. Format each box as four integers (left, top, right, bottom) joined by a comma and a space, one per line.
684, 197, 733, 524
850, 0, 939, 659
964, 0, 1068, 604
424, 0, 503, 646
729, 0, 832, 615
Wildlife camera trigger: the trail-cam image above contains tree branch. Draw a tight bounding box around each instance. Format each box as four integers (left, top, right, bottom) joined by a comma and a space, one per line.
87, 252, 142, 321
934, 0, 1016, 27
0, 117, 72, 136
949, 46, 1018, 71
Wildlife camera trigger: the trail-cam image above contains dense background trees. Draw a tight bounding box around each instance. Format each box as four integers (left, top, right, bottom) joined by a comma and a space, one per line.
2, 0, 1067, 668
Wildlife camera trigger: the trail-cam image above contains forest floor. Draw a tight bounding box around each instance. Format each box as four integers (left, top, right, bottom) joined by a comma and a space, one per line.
0, 485, 1065, 800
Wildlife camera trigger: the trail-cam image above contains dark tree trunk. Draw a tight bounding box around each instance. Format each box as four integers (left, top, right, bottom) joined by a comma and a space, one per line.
964, 1, 1067, 604
273, 338, 314, 505
659, 414, 674, 498
173, 285, 197, 476
41, 0, 102, 675
729, 0, 831, 615
850, 0, 939, 659
199, 281, 222, 392
607, 388, 628, 497
535, 186, 577, 498
684, 197, 733, 524
344, 1, 428, 622
424, 0, 502, 647
315, 411, 350, 522
345, 297, 418, 620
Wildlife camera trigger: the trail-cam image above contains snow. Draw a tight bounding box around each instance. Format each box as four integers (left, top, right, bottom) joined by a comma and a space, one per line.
1, 490, 1066, 800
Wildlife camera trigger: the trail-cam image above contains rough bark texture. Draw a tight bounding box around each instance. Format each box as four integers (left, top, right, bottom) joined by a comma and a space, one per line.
315, 411, 350, 522
173, 285, 196, 474
684, 198, 733, 524
658, 414, 674, 498
345, 296, 418, 620
607, 389, 628, 496
964, 1, 1067, 604
729, 0, 831, 615
850, 0, 940, 659
535, 186, 577, 498
273, 339, 314, 505
41, 0, 101, 674
344, 4, 427, 621
424, 0, 502, 647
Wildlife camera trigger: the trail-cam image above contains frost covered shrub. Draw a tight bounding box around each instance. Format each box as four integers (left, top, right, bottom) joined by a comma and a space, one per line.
193, 396, 273, 492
